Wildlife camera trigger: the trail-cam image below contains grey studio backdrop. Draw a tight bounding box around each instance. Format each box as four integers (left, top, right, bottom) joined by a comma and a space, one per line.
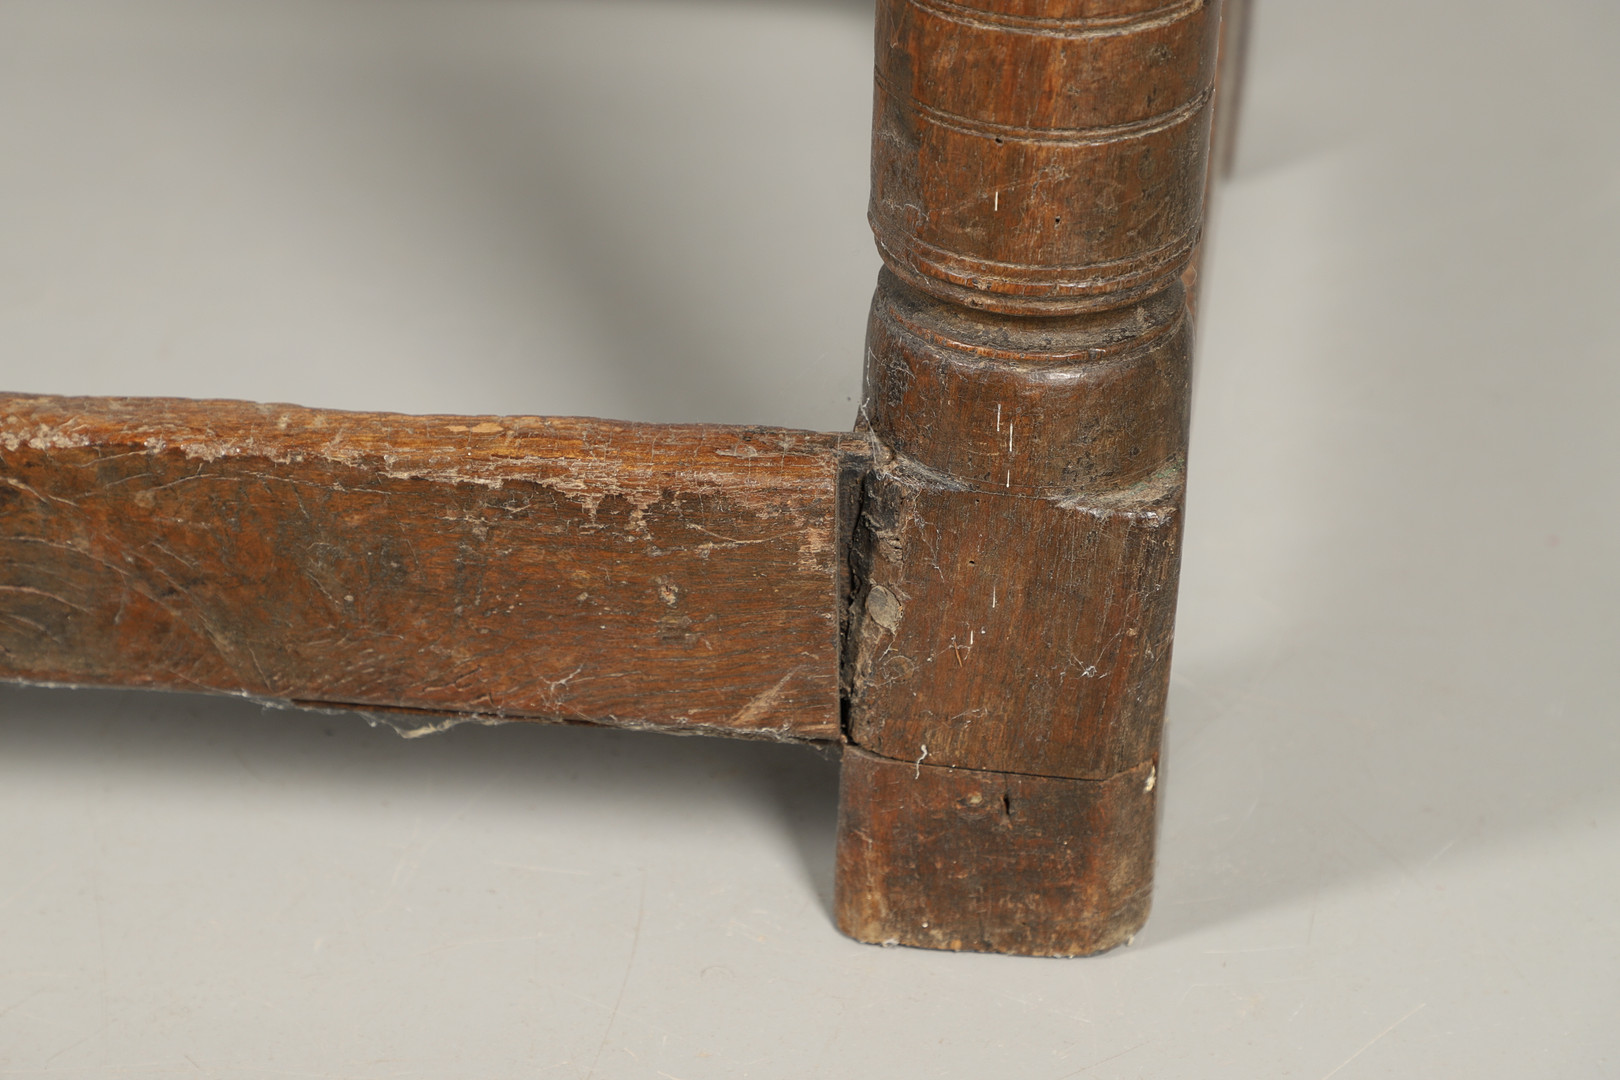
0, 1, 1616, 1077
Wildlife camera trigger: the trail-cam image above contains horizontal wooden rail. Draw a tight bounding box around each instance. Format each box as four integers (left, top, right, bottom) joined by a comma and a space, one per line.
0, 395, 869, 741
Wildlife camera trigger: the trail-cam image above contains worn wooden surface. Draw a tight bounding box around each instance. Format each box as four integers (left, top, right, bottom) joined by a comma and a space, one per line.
870, 0, 1219, 315
836, 0, 1219, 954
0, 395, 868, 740
845, 457, 1184, 780
0, 0, 1233, 960
848, 270, 1188, 780
861, 266, 1191, 496
836, 748, 1158, 956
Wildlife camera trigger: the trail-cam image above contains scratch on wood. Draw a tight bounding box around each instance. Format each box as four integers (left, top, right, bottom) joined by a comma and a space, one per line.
730, 669, 798, 730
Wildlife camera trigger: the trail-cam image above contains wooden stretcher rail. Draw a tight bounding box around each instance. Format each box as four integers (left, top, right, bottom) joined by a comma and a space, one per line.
0, 395, 869, 741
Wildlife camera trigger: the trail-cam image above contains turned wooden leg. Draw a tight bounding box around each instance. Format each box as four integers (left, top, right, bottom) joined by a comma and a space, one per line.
1, 0, 1231, 961
833, 0, 1220, 956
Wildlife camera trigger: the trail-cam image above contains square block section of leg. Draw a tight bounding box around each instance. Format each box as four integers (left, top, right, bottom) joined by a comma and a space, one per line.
835, 747, 1156, 957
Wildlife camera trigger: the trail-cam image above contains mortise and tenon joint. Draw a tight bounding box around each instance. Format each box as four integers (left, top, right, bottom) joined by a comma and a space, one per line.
0, 0, 1227, 960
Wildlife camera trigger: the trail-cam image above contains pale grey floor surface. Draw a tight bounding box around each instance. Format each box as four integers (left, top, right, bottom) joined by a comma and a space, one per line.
1, 1, 1616, 1076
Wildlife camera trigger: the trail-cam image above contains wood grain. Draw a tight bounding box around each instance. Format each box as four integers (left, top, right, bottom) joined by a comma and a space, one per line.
847, 270, 1189, 780
836, 747, 1158, 956
0, 395, 869, 740
0, 0, 1234, 958
845, 457, 1184, 781
836, 0, 1220, 954
870, 0, 1219, 315
862, 266, 1191, 497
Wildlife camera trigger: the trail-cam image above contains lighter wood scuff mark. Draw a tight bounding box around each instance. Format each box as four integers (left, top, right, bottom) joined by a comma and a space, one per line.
730, 669, 798, 729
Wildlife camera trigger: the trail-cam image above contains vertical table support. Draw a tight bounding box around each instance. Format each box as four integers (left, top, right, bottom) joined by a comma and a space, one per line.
834, 0, 1221, 956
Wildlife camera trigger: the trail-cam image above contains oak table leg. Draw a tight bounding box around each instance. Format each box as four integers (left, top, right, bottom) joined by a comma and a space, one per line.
833, 0, 1222, 956
1, 0, 1233, 961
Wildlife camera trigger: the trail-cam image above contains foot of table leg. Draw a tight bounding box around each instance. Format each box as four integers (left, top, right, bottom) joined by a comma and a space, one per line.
834, 747, 1158, 957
